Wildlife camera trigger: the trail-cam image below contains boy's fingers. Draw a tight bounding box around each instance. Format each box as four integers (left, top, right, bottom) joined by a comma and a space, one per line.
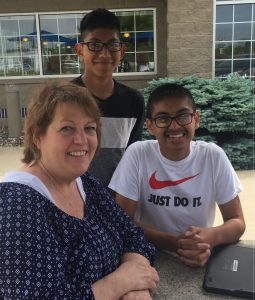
178, 241, 210, 251
184, 226, 200, 236
178, 249, 211, 267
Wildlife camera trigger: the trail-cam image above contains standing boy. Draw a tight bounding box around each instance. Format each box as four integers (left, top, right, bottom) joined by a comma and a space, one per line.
73, 8, 144, 186
109, 83, 245, 267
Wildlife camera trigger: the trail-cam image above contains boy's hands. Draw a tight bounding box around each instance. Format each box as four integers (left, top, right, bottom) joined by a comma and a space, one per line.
177, 226, 213, 267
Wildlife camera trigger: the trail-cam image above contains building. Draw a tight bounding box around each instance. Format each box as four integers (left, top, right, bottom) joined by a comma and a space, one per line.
0, 0, 254, 135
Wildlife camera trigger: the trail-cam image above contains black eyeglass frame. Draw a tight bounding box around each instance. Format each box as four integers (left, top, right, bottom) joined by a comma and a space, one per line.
80, 41, 123, 52
151, 112, 195, 128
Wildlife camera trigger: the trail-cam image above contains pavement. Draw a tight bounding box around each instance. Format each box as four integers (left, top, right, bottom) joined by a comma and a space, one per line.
0, 146, 254, 240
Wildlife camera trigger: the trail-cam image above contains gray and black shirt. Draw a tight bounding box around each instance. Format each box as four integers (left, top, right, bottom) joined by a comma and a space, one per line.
72, 76, 145, 186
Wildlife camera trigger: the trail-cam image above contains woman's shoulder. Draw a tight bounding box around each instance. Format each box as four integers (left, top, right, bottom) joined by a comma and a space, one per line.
0, 181, 49, 210
80, 173, 115, 208
80, 172, 102, 189
80, 173, 110, 198
0, 180, 35, 194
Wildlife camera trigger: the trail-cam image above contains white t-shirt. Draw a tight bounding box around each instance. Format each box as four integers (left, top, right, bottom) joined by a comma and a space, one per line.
109, 140, 242, 235
2, 171, 86, 204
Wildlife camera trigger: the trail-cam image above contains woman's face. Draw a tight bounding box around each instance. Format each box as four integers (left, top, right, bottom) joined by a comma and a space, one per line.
36, 102, 98, 181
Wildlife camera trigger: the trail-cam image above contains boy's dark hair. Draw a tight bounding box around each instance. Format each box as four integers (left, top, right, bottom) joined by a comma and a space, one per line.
80, 8, 121, 40
146, 83, 196, 118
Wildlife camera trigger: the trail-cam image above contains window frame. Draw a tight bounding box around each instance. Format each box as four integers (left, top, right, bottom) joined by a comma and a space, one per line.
213, 0, 255, 80
0, 8, 157, 79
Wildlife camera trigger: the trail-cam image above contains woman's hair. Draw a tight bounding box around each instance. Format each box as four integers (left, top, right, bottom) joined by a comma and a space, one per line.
22, 82, 101, 164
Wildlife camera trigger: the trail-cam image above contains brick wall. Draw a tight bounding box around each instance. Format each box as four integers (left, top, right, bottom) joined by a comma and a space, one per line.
167, 0, 213, 78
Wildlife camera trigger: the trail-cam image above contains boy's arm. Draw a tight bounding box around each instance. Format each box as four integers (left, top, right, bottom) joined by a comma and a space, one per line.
117, 193, 245, 267
213, 195, 245, 245
116, 193, 211, 266
116, 194, 137, 219
182, 196, 245, 248
116, 194, 180, 252
177, 196, 245, 267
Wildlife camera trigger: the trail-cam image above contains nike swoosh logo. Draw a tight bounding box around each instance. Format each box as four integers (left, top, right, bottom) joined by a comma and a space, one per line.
149, 171, 199, 189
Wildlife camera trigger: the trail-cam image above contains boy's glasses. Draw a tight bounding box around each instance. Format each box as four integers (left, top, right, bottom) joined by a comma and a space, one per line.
152, 113, 195, 128
80, 41, 122, 52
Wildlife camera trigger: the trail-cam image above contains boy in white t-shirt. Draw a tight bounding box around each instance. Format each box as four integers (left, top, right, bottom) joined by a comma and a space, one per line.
109, 83, 245, 268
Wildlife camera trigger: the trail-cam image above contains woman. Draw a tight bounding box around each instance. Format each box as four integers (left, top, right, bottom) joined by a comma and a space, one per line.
0, 83, 158, 299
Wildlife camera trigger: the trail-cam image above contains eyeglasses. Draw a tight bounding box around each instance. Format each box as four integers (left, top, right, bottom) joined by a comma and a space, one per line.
152, 113, 195, 128
80, 41, 122, 52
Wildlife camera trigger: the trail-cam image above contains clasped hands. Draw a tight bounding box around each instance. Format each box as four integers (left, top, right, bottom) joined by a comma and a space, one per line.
176, 226, 214, 267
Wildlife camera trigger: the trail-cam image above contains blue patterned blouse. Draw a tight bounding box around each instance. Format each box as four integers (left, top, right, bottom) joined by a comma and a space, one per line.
0, 173, 155, 299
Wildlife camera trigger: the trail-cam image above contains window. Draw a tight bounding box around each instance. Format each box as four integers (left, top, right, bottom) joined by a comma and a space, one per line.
0, 15, 39, 76
20, 107, 27, 118
0, 108, 7, 118
39, 13, 82, 75
117, 10, 155, 73
0, 9, 155, 78
215, 1, 255, 80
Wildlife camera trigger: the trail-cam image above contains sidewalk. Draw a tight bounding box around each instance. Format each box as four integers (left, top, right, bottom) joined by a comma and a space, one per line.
0, 146, 254, 240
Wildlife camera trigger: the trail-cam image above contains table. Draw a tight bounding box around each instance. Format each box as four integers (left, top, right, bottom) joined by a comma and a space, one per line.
153, 241, 254, 300
0, 243, 253, 299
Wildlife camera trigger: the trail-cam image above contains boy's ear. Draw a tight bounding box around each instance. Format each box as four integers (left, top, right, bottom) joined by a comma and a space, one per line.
194, 111, 200, 129
120, 44, 126, 60
146, 118, 155, 136
74, 43, 84, 60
